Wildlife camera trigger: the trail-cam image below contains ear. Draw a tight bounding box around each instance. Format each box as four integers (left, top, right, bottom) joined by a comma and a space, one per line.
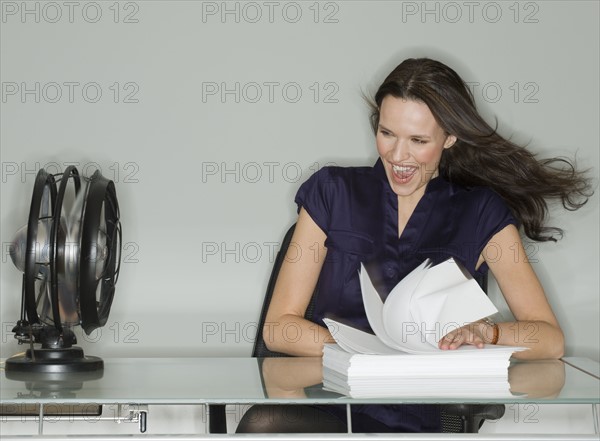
443, 135, 457, 149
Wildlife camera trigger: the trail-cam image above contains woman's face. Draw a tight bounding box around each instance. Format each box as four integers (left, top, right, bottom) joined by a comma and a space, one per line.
376, 96, 456, 204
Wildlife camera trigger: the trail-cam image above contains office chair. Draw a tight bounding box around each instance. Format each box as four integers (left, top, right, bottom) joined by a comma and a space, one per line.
209, 224, 505, 434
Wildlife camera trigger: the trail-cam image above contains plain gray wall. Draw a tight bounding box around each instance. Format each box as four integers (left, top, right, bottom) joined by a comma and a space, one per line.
1, 1, 598, 362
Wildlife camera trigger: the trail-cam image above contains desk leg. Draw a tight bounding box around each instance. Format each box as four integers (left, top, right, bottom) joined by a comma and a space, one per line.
38, 404, 44, 435
593, 403, 599, 435
346, 404, 352, 434
139, 409, 147, 433
206, 404, 228, 434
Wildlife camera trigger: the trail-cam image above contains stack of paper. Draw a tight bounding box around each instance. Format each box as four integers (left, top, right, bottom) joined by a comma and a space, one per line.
322, 259, 526, 398
323, 343, 521, 397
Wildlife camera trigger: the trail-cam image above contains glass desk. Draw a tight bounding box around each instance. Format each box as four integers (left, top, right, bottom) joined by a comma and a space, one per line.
1, 356, 599, 440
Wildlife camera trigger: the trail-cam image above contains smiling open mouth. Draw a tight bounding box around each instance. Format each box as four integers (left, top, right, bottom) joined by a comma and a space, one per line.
392, 164, 418, 182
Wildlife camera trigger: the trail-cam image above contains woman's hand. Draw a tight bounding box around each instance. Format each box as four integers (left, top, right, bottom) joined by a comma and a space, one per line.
438, 320, 491, 350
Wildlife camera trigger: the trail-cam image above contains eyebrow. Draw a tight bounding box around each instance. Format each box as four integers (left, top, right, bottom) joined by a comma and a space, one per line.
378, 124, 432, 139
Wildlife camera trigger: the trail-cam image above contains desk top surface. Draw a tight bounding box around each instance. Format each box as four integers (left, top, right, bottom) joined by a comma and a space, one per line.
1, 356, 598, 405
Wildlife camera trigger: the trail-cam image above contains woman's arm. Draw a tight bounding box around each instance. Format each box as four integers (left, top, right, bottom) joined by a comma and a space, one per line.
439, 224, 565, 359
263, 207, 333, 356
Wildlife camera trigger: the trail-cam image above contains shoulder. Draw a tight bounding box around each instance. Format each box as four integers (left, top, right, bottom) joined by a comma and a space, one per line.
419, 179, 518, 273
448, 181, 519, 248
296, 164, 379, 202
294, 164, 383, 234
444, 180, 511, 216
305, 164, 377, 187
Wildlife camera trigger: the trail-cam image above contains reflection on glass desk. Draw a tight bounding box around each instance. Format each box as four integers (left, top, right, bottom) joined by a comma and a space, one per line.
1, 357, 598, 405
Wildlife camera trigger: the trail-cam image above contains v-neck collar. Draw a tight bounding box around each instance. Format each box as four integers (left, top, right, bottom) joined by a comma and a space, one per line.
373, 158, 447, 243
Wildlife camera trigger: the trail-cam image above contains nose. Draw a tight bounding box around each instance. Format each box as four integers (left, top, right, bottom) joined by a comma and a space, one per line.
390, 139, 410, 162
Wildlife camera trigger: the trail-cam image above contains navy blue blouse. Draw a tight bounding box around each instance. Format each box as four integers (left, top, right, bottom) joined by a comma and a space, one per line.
294, 159, 518, 432
296, 158, 517, 333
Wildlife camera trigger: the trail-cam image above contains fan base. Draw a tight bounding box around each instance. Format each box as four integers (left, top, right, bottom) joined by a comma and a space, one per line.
5, 347, 103, 374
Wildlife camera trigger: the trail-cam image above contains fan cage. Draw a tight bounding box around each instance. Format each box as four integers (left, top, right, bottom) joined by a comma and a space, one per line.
19, 166, 121, 338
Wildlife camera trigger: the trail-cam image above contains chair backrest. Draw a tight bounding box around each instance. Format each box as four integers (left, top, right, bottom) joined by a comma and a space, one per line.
473, 271, 488, 294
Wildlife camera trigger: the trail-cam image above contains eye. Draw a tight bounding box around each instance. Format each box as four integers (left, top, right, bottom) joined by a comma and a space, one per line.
378, 128, 393, 137
411, 138, 427, 144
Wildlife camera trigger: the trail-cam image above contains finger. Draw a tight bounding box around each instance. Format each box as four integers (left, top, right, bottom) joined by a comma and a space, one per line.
472, 335, 485, 349
438, 331, 458, 349
463, 331, 485, 349
448, 336, 464, 350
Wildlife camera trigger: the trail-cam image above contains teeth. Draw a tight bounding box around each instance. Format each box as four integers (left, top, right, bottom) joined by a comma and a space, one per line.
392, 165, 416, 173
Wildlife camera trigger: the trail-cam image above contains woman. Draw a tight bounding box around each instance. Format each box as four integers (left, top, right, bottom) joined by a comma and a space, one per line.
238, 58, 591, 433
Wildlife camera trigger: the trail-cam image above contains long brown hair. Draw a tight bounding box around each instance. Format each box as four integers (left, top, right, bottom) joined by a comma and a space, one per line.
369, 58, 593, 242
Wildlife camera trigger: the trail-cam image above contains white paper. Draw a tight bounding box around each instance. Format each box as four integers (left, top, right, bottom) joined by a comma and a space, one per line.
323, 319, 400, 355
322, 258, 529, 399
322, 343, 526, 398
360, 259, 430, 351
326, 258, 502, 354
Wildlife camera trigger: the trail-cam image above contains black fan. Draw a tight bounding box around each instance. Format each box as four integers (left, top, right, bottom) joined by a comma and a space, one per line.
6, 165, 121, 374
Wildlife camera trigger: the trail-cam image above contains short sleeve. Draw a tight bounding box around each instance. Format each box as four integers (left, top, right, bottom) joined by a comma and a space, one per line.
475, 189, 519, 254
294, 167, 336, 235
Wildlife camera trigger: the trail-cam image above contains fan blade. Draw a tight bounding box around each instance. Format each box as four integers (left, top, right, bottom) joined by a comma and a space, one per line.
40, 184, 50, 218
35, 265, 53, 325
57, 216, 80, 326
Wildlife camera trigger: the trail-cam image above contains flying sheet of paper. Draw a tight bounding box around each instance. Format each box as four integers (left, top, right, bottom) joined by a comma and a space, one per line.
383, 259, 499, 348
324, 258, 500, 354
360, 259, 433, 352
323, 319, 400, 354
